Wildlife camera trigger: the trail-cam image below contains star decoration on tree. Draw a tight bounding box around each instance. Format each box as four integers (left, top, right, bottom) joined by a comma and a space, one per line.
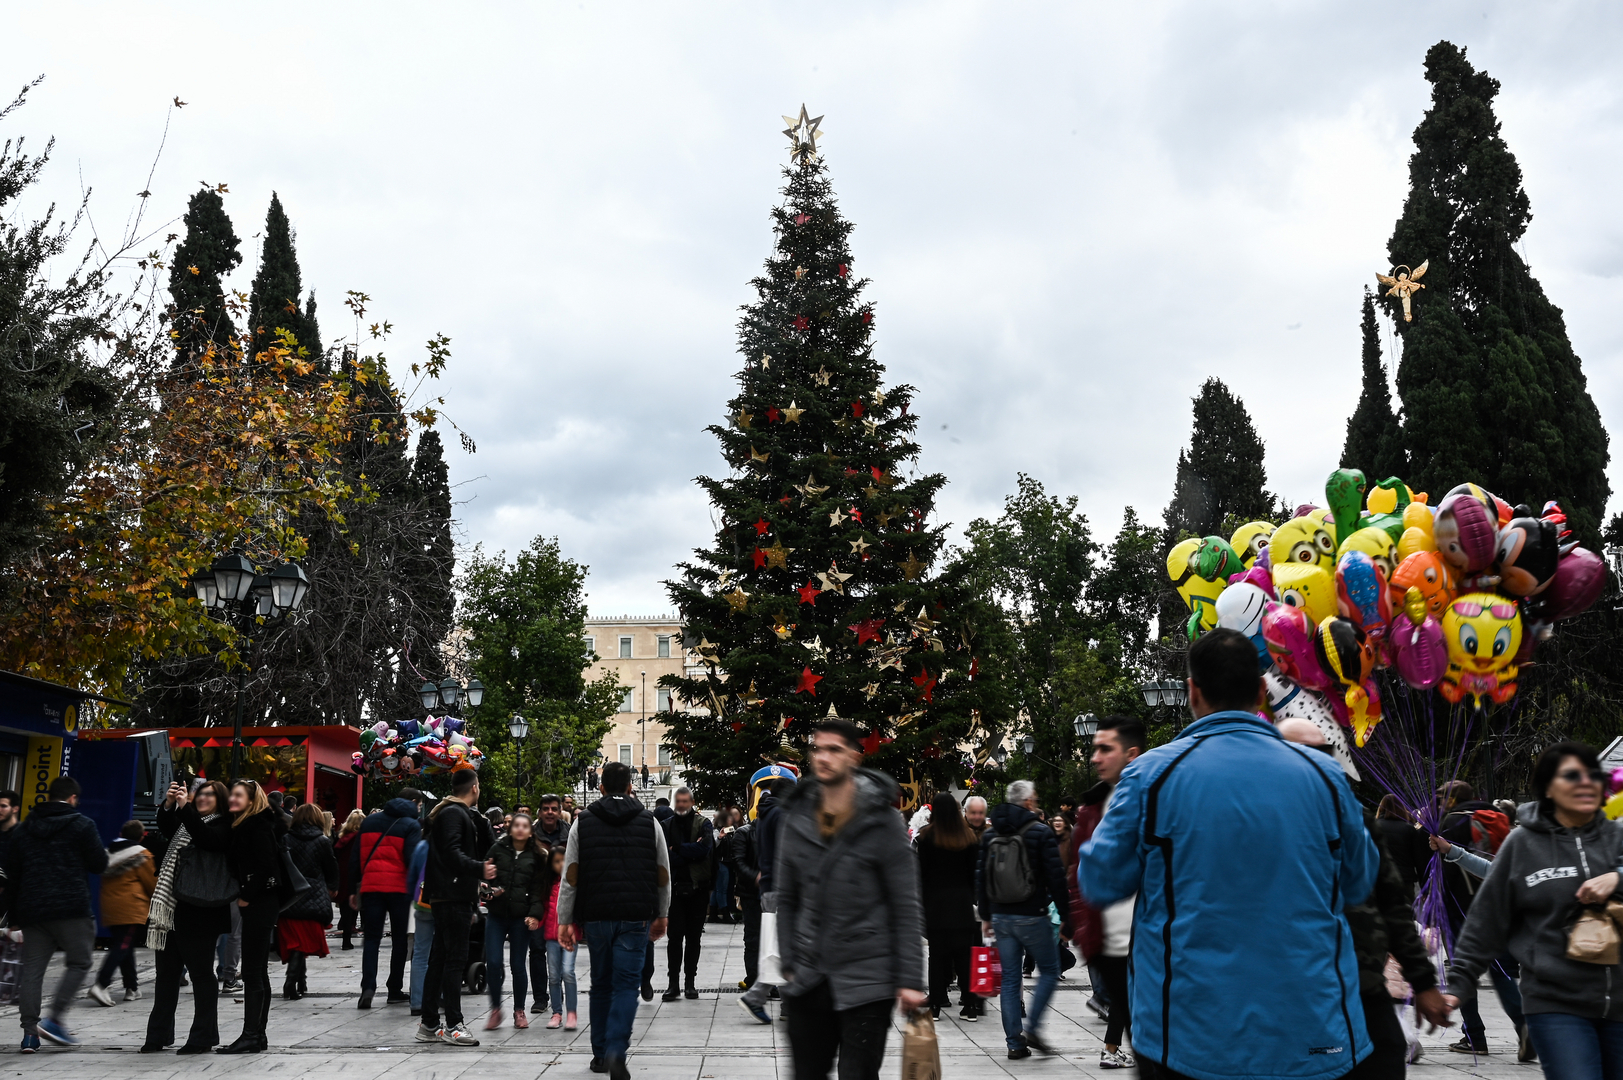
817, 563, 854, 594
794, 665, 824, 696
862, 681, 880, 700
763, 539, 793, 570
751, 546, 767, 569
754, 518, 771, 535
766, 407, 781, 423
733, 411, 752, 430
794, 265, 807, 280
813, 366, 832, 387
797, 581, 821, 605
849, 536, 871, 557
695, 637, 721, 665
911, 671, 938, 703
800, 635, 829, 661
863, 418, 878, 437
876, 506, 895, 528
899, 550, 925, 581
783, 401, 803, 423
864, 484, 880, 500
725, 586, 751, 613
782, 104, 825, 164
760, 352, 772, 369
850, 401, 865, 418
848, 617, 885, 646
773, 619, 795, 641
828, 507, 847, 527
848, 507, 863, 524
750, 445, 770, 464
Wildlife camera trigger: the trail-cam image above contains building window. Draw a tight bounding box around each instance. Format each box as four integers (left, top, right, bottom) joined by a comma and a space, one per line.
584, 635, 595, 658
618, 744, 632, 766
620, 688, 634, 713
657, 635, 671, 658
619, 636, 633, 659
658, 745, 672, 767
656, 687, 671, 712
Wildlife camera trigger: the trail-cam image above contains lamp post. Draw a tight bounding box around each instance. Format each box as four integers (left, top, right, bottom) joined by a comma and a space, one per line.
1074, 712, 1099, 788
509, 713, 530, 810
1139, 677, 1190, 732
189, 554, 311, 779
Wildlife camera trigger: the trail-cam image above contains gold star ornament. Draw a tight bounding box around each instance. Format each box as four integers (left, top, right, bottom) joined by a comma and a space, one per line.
763, 540, 793, 570
725, 586, 751, 613
900, 550, 925, 581
782, 104, 825, 164
783, 401, 804, 423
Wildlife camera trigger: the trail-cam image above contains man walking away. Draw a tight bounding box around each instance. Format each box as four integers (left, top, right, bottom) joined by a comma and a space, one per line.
776, 719, 926, 1080
352, 787, 424, 1009
5, 775, 109, 1051
977, 779, 1070, 1060
662, 787, 714, 1001
557, 761, 670, 1080
1079, 628, 1379, 1080
88, 820, 157, 1007
1277, 720, 1452, 1080
1066, 716, 1146, 1068
416, 772, 495, 1047
739, 776, 795, 1021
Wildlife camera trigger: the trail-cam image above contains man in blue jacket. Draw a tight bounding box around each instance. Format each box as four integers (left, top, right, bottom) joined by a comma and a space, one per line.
1079, 628, 1378, 1080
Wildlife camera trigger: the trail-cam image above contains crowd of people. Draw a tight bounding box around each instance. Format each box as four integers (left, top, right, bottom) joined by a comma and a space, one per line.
2, 626, 1621, 1080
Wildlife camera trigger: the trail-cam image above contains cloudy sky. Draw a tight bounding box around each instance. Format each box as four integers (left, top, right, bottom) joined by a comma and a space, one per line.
12, 3, 1623, 615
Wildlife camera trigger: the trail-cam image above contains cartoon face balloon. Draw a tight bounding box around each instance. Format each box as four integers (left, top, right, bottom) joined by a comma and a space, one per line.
1273, 562, 1337, 626
1388, 551, 1455, 620
1217, 582, 1272, 670
1168, 537, 1225, 638
1338, 527, 1397, 581
1388, 587, 1448, 691
1230, 521, 1277, 570
1335, 550, 1393, 647
1439, 592, 1522, 708
1313, 615, 1381, 746
1434, 486, 1499, 575
1269, 516, 1337, 575
1495, 512, 1560, 598
1262, 601, 1333, 693
1193, 536, 1244, 584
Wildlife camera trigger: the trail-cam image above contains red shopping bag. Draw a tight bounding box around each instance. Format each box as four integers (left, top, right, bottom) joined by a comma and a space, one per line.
969, 944, 1002, 996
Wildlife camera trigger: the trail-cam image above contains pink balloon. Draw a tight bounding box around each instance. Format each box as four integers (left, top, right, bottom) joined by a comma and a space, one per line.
1262, 601, 1333, 693
1435, 490, 1498, 575
1538, 546, 1606, 622
1388, 611, 1447, 689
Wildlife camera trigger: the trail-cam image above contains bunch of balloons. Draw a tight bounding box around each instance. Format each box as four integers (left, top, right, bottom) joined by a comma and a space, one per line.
1168, 469, 1605, 773
350, 716, 485, 782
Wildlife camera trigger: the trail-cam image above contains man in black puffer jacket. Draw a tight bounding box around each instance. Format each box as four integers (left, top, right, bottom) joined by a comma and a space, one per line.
7, 775, 108, 1050
417, 771, 495, 1047
976, 779, 1069, 1060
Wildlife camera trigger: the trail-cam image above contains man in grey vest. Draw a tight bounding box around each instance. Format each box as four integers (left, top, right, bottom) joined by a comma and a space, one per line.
558, 762, 670, 1080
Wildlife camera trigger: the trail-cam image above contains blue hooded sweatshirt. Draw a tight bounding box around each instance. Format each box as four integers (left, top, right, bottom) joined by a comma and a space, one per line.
1079, 710, 1378, 1080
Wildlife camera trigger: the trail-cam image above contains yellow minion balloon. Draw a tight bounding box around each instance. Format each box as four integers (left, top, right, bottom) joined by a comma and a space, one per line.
1273, 562, 1337, 626
1168, 537, 1225, 638
1269, 516, 1338, 575
1338, 527, 1396, 581
1230, 521, 1276, 569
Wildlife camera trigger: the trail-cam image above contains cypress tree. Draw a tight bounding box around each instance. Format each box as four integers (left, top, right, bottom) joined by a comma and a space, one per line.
1162, 377, 1274, 541
662, 139, 972, 804
405, 428, 455, 672
1340, 289, 1408, 483
167, 188, 241, 366
246, 192, 324, 365
1389, 41, 1609, 540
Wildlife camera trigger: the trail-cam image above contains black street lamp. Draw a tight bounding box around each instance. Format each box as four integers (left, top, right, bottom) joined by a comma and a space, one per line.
1139, 678, 1190, 732
509, 713, 530, 809
1074, 713, 1099, 788
188, 553, 312, 779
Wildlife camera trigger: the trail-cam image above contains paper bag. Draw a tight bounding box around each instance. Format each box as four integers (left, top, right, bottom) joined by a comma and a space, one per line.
902, 1009, 942, 1080
759, 911, 784, 985
969, 944, 1001, 996
1568, 906, 1620, 965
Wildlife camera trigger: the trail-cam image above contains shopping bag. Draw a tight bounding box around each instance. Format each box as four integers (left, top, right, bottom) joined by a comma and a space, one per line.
759, 911, 784, 985
901, 1009, 942, 1080
969, 944, 1001, 996
1568, 906, 1621, 965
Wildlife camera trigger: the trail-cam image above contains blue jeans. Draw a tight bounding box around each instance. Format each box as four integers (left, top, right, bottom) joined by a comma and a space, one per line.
710, 865, 731, 913
1525, 1013, 1623, 1080
485, 914, 531, 1010
410, 906, 434, 1010
1458, 954, 1526, 1045
992, 913, 1060, 1051
546, 939, 577, 1015
586, 920, 649, 1060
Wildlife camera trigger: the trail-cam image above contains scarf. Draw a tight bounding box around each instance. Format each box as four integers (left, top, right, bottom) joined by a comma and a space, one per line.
147, 812, 220, 952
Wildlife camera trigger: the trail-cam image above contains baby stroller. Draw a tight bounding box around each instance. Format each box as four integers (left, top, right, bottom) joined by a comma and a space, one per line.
463, 894, 488, 994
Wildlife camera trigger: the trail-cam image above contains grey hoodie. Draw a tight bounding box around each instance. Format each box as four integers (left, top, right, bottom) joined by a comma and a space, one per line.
1448, 801, 1623, 1019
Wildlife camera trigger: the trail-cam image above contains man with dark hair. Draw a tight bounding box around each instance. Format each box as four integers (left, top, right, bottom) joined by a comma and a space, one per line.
352, 785, 425, 1009
6, 774, 108, 1051
1067, 715, 1147, 1067
558, 760, 671, 1080
417, 771, 495, 1047
535, 794, 567, 850
1079, 627, 1379, 1080
776, 720, 925, 1079
661, 786, 714, 1001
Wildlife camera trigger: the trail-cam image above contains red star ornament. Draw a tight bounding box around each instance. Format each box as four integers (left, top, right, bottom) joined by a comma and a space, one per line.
751, 546, 766, 569
766, 407, 781, 423
794, 213, 811, 225
861, 311, 872, 324
848, 618, 885, 646
792, 315, 809, 331
860, 731, 892, 754
848, 507, 863, 524
797, 581, 821, 605
911, 671, 938, 703
837, 263, 848, 278
731, 721, 744, 733
795, 666, 823, 696
969, 656, 980, 681
851, 401, 864, 418
754, 518, 770, 536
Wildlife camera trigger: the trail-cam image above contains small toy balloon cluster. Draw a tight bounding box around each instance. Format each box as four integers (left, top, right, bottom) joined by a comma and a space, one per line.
351, 717, 485, 782
1168, 470, 1604, 770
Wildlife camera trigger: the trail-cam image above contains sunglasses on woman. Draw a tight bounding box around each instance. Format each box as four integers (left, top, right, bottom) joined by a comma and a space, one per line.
1556, 768, 1608, 786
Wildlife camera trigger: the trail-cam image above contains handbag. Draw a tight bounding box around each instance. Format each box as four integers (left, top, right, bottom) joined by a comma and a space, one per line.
275, 840, 314, 914
758, 911, 784, 985
175, 845, 239, 908
1569, 904, 1622, 965
970, 944, 1002, 996
901, 1010, 942, 1080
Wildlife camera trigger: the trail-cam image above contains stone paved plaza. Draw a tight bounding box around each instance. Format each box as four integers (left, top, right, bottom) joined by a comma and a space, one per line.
4, 922, 1532, 1079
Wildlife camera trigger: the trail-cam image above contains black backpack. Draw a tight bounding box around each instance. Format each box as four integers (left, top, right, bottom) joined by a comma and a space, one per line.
984, 820, 1040, 904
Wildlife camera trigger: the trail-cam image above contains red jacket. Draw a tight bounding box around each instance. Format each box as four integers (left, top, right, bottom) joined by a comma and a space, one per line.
351, 798, 423, 896
1066, 782, 1111, 961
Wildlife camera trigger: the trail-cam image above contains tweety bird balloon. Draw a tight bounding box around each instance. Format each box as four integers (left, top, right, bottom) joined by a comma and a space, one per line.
1168, 537, 1225, 638
1439, 592, 1522, 708
1269, 516, 1337, 575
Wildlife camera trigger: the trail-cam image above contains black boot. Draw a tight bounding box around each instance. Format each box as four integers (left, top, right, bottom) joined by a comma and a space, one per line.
661, 978, 681, 1003
218, 988, 268, 1053
684, 974, 699, 1000
296, 954, 308, 996
283, 953, 302, 1000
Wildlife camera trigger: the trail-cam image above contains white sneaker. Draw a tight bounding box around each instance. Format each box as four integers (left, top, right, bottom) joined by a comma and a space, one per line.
414, 1023, 441, 1043
1100, 1049, 1136, 1069
439, 1025, 480, 1046
123, 988, 143, 1002
86, 984, 115, 1007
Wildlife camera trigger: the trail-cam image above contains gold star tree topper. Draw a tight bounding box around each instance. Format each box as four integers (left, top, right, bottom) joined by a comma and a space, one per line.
782, 105, 825, 164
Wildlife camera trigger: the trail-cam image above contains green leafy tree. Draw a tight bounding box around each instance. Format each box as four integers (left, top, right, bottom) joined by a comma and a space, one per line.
662, 147, 969, 807
458, 537, 620, 808
1389, 41, 1609, 542
246, 192, 324, 365
1340, 289, 1408, 483
168, 186, 241, 366
1087, 506, 1167, 673
1162, 377, 1275, 540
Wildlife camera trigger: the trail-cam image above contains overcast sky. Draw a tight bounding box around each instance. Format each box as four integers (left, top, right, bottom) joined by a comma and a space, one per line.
12, 3, 1623, 616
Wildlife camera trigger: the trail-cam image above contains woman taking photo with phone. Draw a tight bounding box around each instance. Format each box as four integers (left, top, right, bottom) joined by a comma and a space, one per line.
142, 779, 232, 1054
218, 780, 285, 1055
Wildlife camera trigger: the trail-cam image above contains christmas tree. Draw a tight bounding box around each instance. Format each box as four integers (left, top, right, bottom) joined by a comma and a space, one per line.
1339, 288, 1407, 483
662, 110, 979, 806
1389, 41, 1609, 542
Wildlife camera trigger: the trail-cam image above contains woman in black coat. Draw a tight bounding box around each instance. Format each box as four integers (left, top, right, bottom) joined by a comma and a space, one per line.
218, 780, 285, 1055
142, 779, 233, 1054
278, 803, 339, 1000
915, 793, 983, 1020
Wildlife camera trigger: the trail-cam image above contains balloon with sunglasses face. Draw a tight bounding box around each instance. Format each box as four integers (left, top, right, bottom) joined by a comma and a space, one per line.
1439, 592, 1522, 708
